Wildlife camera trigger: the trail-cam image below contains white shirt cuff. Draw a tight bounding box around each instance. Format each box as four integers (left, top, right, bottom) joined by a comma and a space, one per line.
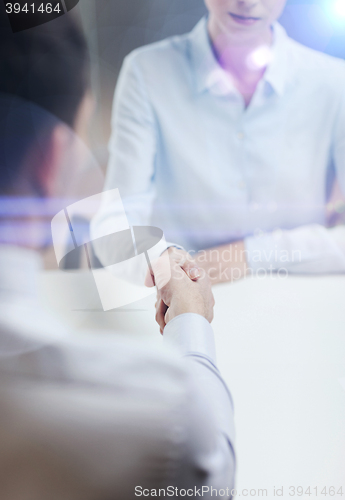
244, 224, 345, 274
165, 242, 185, 251
244, 231, 279, 272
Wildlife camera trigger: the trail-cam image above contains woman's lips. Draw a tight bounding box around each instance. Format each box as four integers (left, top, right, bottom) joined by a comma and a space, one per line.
229, 13, 261, 25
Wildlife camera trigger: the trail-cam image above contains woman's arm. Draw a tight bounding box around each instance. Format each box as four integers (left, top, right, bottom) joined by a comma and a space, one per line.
192, 223, 345, 284
91, 52, 158, 267
193, 87, 345, 284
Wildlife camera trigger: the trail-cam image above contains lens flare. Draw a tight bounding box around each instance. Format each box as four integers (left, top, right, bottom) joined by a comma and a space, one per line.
334, 0, 345, 17
246, 45, 272, 70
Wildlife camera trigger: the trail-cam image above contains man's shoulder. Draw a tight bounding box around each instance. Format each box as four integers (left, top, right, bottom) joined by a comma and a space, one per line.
64, 332, 192, 397
0, 320, 192, 404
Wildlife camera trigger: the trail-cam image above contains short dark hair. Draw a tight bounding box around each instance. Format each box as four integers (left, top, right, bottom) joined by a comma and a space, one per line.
0, 7, 90, 126
0, 6, 90, 191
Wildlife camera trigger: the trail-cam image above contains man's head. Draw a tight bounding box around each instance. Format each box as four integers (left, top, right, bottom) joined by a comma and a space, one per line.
0, 6, 90, 197
204, 0, 287, 39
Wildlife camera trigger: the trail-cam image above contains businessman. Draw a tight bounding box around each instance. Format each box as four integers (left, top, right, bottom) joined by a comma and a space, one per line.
0, 6, 235, 499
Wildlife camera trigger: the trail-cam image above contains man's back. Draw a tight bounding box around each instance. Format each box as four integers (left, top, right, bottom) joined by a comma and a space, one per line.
0, 245, 235, 498
0, 379, 179, 500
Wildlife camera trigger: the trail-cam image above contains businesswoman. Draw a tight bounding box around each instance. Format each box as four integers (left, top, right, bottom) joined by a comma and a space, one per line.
93, 0, 345, 283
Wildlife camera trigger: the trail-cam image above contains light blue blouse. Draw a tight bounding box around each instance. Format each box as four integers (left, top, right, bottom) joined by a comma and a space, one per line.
95, 18, 345, 273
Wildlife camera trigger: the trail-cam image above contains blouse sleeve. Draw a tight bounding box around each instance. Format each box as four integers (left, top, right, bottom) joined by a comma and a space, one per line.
91, 52, 158, 263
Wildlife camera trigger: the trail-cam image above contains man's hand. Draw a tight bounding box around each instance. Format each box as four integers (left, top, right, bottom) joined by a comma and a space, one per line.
149, 251, 214, 334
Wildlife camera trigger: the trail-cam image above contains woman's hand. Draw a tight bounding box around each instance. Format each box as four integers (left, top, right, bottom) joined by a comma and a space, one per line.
144, 247, 201, 287
195, 240, 248, 285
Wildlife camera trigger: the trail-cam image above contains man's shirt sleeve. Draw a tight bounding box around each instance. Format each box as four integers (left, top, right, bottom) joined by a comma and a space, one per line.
163, 313, 236, 496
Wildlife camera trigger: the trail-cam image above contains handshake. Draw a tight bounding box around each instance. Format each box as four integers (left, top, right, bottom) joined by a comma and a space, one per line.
145, 248, 215, 334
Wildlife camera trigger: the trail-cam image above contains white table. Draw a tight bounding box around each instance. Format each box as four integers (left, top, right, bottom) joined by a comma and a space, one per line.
39, 271, 345, 498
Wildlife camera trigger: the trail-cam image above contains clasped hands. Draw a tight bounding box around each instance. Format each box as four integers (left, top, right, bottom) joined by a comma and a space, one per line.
145, 248, 214, 334
145, 242, 248, 333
